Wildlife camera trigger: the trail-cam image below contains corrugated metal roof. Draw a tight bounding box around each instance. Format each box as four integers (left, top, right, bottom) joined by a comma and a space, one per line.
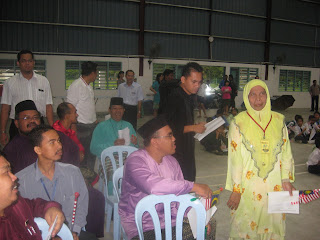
212, 39, 265, 63
145, 32, 208, 59
145, 4, 208, 35
272, 0, 320, 25
211, 12, 265, 41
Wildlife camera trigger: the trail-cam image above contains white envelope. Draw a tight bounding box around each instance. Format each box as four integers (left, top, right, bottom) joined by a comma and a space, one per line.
268, 191, 299, 214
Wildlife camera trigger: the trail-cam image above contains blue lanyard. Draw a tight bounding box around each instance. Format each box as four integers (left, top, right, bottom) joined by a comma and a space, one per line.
40, 178, 58, 201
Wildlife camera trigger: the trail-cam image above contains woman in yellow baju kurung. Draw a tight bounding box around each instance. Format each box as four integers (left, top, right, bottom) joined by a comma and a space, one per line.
225, 80, 295, 240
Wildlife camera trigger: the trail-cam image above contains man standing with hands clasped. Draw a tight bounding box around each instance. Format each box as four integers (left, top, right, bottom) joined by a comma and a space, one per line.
0, 50, 54, 146
309, 80, 320, 112
117, 70, 144, 130
67, 61, 98, 170
164, 62, 206, 182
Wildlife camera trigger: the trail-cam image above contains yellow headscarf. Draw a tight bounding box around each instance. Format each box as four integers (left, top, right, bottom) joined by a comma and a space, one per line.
235, 79, 285, 179
243, 79, 271, 128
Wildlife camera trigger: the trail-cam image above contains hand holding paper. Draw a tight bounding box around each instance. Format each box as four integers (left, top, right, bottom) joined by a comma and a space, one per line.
194, 117, 225, 141
118, 127, 130, 145
268, 191, 299, 214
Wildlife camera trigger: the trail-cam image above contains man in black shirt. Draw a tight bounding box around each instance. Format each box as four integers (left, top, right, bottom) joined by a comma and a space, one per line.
158, 69, 179, 114
164, 62, 206, 181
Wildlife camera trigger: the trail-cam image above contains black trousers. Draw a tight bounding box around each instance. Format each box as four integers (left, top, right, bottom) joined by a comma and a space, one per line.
77, 122, 97, 170
123, 104, 138, 130
308, 165, 320, 175
311, 95, 319, 111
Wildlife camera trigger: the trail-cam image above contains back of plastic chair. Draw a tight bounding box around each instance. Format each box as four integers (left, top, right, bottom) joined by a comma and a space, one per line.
113, 166, 124, 202
135, 194, 206, 240
100, 146, 137, 198
34, 217, 73, 240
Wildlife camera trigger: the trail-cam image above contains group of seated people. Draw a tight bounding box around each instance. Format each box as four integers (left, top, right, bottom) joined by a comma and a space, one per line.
285, 112, 320, 175
1, 97, 217, 240
1, 100, 104, 240
287, 113, 318, 144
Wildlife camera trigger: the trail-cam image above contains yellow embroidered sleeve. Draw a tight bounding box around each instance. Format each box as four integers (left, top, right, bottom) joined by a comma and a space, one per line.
225, 120, 244, 192
280, 124, 295, 182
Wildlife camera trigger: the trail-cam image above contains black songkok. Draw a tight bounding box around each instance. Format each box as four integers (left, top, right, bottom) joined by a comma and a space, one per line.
15, 100, 38, 115
138, 115, 168, 139
110, 97, 123, 108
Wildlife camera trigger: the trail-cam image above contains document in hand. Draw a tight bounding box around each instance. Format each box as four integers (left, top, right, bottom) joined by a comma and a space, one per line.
268, 191, 299, 214
118, 127, 130, 145
194, 117, 225, 141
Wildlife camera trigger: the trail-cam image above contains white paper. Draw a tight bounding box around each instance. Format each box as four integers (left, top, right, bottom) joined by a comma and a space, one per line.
194, 117, 225, 141
118, 127, 130, 145
268, 191, 299, 214
45, 215, 58, 240
187, 198, 217, 238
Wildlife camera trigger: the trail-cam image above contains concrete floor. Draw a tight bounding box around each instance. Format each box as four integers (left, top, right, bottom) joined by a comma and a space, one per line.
100, 108, 320, 240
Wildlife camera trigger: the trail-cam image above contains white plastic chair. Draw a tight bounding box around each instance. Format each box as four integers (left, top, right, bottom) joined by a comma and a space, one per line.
135, 194, 206, 240
113, 166, 124, 203
34, 217, 73, 240
113, 166, 128, 240
100, 145, 138, 240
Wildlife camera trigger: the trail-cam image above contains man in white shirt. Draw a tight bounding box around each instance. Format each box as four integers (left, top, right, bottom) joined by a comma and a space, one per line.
0, 50, 54, 146
67, 61, 98, 170
117, 70, 144, 130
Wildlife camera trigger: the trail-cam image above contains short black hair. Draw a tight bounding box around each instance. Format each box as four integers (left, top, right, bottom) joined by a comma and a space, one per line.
163, 69, 174, 77
143, 130, 159, 147
296, 116, 303, 122
309, 115, 316, 120
117, 71, 124, 78
181, 62, 203, 78
81, 61, 98, 76
156, 73, 163, 83
28, 125, 54, 147
125, 70, 134, 76
0, 150, 6, 158
294, 114, 302, 121
57, 102, 71, 120
314, 111, 320, 116
17, 50, 34, 61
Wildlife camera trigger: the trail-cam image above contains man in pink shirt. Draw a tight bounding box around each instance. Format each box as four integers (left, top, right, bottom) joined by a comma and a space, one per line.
119, 116, 216, 239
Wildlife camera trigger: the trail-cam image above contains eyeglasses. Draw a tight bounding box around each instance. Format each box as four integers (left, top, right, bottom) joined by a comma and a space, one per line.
19, 59, 34, 63
153, 133, 174, 139
18, 116, 41, 121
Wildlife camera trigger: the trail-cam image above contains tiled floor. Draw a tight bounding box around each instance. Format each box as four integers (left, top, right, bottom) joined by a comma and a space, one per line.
99, 108, 320, 240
